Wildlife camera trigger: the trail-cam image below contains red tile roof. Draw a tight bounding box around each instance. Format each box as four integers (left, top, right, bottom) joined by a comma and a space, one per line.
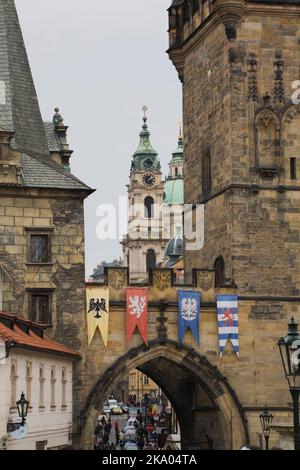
0, 312, 80, 359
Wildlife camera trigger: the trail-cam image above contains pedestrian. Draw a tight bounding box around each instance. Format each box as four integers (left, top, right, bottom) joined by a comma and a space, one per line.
115, 429, 120, 447
119, 431, 125, 450
107, 420, 112, 435
137, 436, 145, 450
104, 422, 110, 436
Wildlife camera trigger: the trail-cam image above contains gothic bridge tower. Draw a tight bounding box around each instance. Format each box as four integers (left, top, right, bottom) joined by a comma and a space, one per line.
167, 0, 300, 447
168, 0, 300, 296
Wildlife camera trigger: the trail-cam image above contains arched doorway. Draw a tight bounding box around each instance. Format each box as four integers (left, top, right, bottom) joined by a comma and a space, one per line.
79, 340, 248, 450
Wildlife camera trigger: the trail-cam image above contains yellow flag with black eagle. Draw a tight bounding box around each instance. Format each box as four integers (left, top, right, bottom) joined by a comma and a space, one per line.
86, 285, 109, 346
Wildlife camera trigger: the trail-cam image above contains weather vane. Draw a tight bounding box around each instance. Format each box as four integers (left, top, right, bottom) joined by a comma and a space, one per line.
142, 105, 148, 122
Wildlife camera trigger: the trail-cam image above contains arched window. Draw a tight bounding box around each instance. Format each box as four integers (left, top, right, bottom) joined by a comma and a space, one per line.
10, 361, 17, 407
175, 167, 178, 177
146, 249, 156, 272
214, 256, 225, 286
50, 366, 56, 409
144, 197, 154, 219
39, 365, 45, 408
61, 367, 67, 409
26, 362, 32, 404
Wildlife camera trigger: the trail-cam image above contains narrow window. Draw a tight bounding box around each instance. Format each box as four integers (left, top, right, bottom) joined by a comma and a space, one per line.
39, 365, 45, 409
61, 367, 67, 409
29, 291, 52, 325
10, 362, 17, 407
143, 376, 149, 386
50, 367, 56, 409
202, 148, 212, 197
146, 249, 156, 272
29, 234, 51, 263
290, 158, 297, 180
144, 197, 154, 219
175, 167, 178, 177
214, 256, 225, 287
26, 362, 32, 405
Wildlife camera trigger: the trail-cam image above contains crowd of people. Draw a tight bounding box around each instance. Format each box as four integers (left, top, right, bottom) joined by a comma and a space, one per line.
94, 406, 169, 451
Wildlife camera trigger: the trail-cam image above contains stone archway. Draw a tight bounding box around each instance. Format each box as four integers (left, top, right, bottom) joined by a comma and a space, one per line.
79, 340, 248, 450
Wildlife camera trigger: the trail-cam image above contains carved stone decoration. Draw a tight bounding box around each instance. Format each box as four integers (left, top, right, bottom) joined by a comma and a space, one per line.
152, 270, 171, 291
247, 53, 258, 102
216, 10, 242, 41
254, 109, 281, 176
197, 271, 215, 292
282, 104, 300, 178
107, 269, 127, 291
0, 129, 22, 185
157, 302, 168, 344
284, 104, 300, 124
274, 52, 285, 105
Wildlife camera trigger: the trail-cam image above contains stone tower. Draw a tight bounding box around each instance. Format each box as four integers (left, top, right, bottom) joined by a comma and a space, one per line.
122, 109, 167, 282
0, 0, 93, 345
168, 0, 300, 295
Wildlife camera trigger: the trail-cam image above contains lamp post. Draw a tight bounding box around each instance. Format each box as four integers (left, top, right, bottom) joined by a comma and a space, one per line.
7, 392, 29, 434
277, 317, 300, 451
16, 392, 29, 425
259, 406, 273, 450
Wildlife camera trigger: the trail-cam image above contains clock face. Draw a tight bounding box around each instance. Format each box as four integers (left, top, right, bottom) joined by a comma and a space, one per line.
143, 173, 156, 187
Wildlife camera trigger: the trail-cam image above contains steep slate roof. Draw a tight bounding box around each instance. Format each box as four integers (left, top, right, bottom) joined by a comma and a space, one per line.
21, 153, 91, 190
44, 122, 61, 152
0, 0, 93, 193
0, 0, 49, 156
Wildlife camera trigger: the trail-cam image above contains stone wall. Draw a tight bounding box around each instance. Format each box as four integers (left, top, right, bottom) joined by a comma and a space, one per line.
0, 188, 86, 347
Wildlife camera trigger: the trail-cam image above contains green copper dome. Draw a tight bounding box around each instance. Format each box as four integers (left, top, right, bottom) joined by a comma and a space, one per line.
131, 111, 160, 173
164, 178, 184, 205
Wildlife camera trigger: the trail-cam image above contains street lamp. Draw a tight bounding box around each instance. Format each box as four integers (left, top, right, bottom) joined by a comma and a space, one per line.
16, 392, 29, 425
278, 317, 300, 450
7, 392, 29, 434
259, 406, 273, 450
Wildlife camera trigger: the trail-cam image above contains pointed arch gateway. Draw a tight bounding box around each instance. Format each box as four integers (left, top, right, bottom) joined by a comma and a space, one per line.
79, 340, 248, 450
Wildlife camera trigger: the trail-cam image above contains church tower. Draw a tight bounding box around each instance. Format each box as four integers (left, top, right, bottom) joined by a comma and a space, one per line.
168, 0, 300, 295
123, 108, 168, 282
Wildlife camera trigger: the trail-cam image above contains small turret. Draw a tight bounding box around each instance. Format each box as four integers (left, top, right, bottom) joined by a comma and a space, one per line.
44, 108, 73, 172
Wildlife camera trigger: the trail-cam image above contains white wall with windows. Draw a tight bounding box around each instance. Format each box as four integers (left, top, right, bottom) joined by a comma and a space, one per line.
0, 347, 73, 450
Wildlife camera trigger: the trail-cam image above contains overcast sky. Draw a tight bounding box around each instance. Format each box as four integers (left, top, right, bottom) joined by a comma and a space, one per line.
15, 0, 182, 276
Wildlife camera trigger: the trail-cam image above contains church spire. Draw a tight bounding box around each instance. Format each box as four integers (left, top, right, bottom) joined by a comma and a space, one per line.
131, 106, 160, 173
166, 124, 184, 182
0, 0, 49, 156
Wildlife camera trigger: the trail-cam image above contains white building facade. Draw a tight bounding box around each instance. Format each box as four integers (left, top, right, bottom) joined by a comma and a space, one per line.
0, 313, 78, 450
